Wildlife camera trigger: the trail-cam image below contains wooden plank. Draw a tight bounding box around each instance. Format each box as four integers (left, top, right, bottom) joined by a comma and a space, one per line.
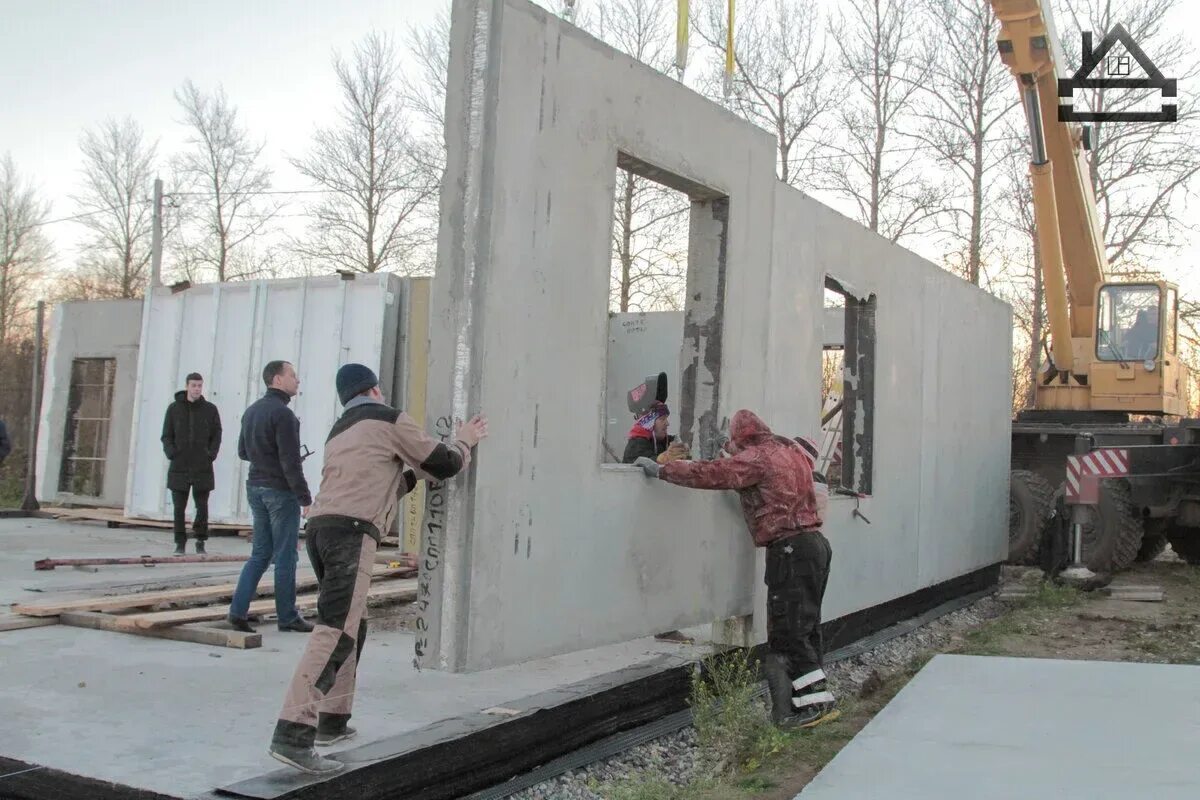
125, 580, 418, 629
48, 505, 249, 534
13, 566, 408, 617
0, 615, 58, 632
59, 611, 261, 649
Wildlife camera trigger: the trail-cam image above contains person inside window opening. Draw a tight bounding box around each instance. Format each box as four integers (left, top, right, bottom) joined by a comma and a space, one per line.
622, 401, 688, 464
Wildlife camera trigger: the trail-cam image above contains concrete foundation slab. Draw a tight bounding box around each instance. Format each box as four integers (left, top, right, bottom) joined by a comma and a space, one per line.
0, 517, 714, 799
797, 654, 1200, 800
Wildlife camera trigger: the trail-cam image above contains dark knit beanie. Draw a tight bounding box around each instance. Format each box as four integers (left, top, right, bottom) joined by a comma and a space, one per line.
336, 363, 379, 405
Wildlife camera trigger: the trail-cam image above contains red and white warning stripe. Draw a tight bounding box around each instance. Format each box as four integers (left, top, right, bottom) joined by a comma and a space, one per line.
1065, 448, 1130, 503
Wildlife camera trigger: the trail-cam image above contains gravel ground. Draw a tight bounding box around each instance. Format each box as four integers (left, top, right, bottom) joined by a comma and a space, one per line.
505, 593, 1008, 800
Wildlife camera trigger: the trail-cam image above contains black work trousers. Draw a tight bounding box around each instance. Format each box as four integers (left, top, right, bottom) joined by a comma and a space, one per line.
765, 531, 832, 679
171, 486, 210, 545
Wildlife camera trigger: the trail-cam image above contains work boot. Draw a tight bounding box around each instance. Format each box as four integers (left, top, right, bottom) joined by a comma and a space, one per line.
315, 725, 357, 747
761, 653, 795, 725
227, 615, 256, 633
789, 684, 840, 729
173, 543, 186, 556
195, 540, 206, 554
269, 742, 344, 775
279, 617, 314, 633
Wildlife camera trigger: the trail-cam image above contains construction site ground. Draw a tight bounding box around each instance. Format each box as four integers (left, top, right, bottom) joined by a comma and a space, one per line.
5, 515, 1199, 799
0, 517, 715, 799
511, 556, 1200, 800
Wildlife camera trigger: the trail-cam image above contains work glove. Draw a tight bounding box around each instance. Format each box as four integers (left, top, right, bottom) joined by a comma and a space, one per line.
633, 457, 661, 478
657, 441, 690, 464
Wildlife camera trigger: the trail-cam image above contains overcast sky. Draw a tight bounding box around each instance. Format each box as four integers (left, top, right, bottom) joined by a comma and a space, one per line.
2, 0, 1198, 284
2, 0, 452, 262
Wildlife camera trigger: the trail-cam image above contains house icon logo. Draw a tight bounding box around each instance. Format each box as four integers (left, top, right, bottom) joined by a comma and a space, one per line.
1058, 24, 1177, 123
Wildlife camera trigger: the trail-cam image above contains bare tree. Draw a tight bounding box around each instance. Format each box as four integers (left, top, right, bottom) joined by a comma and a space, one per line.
404, 8, 451, 139
291, 32, 439, 275
611, 168, 690, 312
0, 154, 52, 343
1056, 0, 1200, 268
67, 117, 157, 299
695, 0, 836, 186
912, 0, 1017, 284
824, 0, 947, 243
172, 80, 277, 282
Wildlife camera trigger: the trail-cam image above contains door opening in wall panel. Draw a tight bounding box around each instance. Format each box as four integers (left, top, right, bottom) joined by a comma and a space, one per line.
59, 358, 117, 497
604, 153, 729, 466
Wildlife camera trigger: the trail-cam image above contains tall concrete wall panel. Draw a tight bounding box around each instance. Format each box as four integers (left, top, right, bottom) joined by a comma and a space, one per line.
421, 0, 1011, 672
124, 275, 408, 526
769, 190, 1011, 623
36, 299, 143, 507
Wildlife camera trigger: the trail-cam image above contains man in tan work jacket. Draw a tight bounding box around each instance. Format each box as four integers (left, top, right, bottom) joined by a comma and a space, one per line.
268, 362, 489, 775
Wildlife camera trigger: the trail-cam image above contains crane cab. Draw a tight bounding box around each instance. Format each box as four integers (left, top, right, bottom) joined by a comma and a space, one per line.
1089, 281, 1187, 416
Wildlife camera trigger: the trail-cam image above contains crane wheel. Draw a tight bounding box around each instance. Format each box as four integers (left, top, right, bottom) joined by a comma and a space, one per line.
1009, 470, 1054, 565
1073, 480, 1144, 573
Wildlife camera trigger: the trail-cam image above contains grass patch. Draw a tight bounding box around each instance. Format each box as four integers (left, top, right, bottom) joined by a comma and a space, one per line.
1022, 582, 1082, 610
959, 615, 1027, 655
689, 649, 777, 773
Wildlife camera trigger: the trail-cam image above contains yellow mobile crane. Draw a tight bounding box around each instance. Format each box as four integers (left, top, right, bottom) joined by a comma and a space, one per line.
992, 0, 1200, 571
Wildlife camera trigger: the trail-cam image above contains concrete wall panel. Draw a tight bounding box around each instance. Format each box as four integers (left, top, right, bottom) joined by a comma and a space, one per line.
124, 275, 406, 525
36, 299, 142, 507
421, 0, 1012, 672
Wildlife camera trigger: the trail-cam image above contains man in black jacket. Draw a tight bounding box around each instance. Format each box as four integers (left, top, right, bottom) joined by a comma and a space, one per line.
161, 373, 222, 555
228, 360, 314, 633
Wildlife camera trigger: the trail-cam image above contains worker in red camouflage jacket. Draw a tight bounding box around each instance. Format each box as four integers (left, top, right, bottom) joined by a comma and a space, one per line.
635, 409, 837, 728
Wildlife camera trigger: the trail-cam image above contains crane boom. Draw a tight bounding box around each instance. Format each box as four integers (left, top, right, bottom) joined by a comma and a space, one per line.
991, 0, 1109, 378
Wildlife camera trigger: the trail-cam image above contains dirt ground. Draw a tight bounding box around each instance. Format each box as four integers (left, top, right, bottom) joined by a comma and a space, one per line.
683, 552, 1200, 800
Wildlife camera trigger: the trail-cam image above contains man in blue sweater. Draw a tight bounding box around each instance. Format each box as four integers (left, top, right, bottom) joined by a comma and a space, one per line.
228, 360, 314, 633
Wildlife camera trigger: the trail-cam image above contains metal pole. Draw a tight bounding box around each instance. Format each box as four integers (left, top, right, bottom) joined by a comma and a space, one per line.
150, 178, 164, 288
20, 301, 45, 511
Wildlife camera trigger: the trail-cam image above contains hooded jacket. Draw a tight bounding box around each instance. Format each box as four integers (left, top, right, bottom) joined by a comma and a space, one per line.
659, 410, 821, 546
161, 391, 222, 492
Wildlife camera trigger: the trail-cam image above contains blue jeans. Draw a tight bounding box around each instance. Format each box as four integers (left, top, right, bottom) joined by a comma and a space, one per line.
230, 485, 302, 626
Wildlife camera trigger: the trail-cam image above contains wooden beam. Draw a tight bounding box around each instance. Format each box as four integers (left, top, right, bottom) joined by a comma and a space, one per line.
13, 566, 410, 617
124, 580, 418, 630
48, 505, 248, 534
59, 612, 261, 649
0, 615, 57, 633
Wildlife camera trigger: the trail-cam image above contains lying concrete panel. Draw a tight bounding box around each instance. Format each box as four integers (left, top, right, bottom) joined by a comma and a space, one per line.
422, 0, 1010, 672
799, 655, 1200, 800
36, 299, 142, 507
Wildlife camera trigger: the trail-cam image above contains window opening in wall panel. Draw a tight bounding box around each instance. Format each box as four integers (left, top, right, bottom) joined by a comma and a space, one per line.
821, 277, 875, 495
603, 153, 728, 467
59, 358, 117, 496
